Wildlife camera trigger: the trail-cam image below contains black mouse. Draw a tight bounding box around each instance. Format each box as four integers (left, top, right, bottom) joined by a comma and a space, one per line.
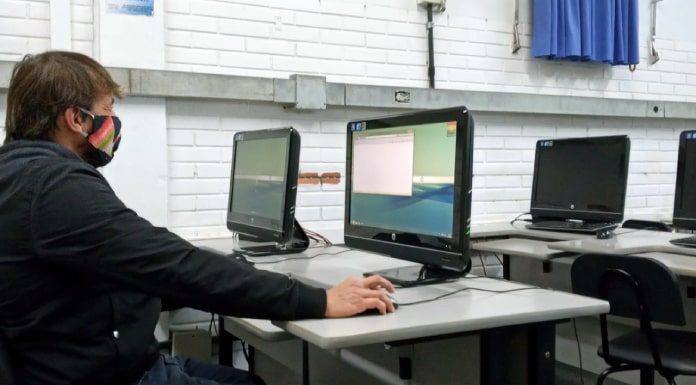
596, 229, 614, 239
355, 302, 399, 317
228, 252, 254, 266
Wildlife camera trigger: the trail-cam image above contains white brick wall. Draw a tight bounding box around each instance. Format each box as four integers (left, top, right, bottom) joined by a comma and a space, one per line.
472, 112, 686, 223
164, 100, 685, 241
163, 0, 696, 102
0, 0, 50, 61
71, 0, 93, 56
0, 92, 682, 242
1, 0, 695, 243
0, 0, 93, 59
165, 99, 388, 240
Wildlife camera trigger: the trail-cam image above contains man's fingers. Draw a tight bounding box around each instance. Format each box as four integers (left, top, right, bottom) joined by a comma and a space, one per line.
357, 288, 395, 313
361, 275, 396, 293
362, 298, 387, 314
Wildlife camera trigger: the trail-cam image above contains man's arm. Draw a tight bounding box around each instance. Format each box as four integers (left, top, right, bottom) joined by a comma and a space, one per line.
30, 164, 395, 319
30, 164, 326, 320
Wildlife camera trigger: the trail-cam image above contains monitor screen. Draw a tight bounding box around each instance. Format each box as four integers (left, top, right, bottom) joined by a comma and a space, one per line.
673, 130, 696, 230
530, 135, 630, 223
345, 107, 474, 273
227, 128, 301, 245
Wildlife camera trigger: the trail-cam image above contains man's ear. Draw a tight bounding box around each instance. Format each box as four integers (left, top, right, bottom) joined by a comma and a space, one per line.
60, 107, 86, 134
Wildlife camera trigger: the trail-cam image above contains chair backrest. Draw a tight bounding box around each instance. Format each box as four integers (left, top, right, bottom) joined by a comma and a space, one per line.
0, 330, 19, 385
621, 219, 672, 232
571, 254, 685, 326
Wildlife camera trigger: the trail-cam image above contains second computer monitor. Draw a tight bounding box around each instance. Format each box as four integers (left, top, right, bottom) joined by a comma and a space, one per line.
673, 130, 696, 230
344, 107, 474, 286
530, 135, 631, 223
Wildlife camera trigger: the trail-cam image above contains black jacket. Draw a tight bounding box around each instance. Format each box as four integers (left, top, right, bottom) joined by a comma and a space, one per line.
0, 140, 326, 385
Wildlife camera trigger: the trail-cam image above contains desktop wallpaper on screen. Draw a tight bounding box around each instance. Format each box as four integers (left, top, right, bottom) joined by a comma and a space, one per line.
350, 121, 457, 238
231, 137, 288, 224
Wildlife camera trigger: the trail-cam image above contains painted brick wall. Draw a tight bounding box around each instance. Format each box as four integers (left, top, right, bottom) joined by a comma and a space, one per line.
0, 0, 50, 61
71, 0, 93, 56
165, 99, 686, 242
2, 0, 695, 243
0, 0, 92, 59
164, 0, 696, 102
165, 99, 381, 241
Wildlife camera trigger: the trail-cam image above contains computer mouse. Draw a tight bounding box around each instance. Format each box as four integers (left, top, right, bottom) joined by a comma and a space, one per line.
388, 296, 399, 310
596, 229, 614, 240
355, 308, 383, 317
355, 301, 398, 317
228, 252, 254, 266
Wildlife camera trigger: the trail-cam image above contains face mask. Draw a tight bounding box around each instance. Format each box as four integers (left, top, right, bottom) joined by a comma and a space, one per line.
78, 107, 122, 167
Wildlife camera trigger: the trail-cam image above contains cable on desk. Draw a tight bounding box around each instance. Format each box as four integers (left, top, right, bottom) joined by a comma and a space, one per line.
250, 248, 354, 265
241, 340, 250, 363
493, 252, 503, 266
572, 318, 585, 385
509, 212, 532, 225
207, 313, 219, 336
397, 285, 542, 307
305, 229, 333, 246
477, 251, 488, 277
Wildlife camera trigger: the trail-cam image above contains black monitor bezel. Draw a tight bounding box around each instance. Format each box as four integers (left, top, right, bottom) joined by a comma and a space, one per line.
344, 107, 474, 272
529, 135, 631, 223
226, 127, 301, 243
673, 130, 696, 230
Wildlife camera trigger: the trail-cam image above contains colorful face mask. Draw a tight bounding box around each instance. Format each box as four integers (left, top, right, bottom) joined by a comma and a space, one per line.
78, 107, 122, 167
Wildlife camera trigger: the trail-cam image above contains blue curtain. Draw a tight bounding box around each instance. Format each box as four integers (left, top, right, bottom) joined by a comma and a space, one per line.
532, 0, 639, 65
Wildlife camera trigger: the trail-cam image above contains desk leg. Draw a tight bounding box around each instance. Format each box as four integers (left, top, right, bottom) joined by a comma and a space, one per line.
528, 322, 555, 385
481, 327, 521, 385
481, 323, 555, 385
503, 254, 510, 280
218, 315, 234, 367
302, 340, 310, 385
640, 369, 655, 385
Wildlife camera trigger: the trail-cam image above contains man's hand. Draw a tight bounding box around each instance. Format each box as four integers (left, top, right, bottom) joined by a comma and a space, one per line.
324, 275, 396, 318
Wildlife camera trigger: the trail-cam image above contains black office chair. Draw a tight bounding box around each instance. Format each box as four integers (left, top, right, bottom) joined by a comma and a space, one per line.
571, 254, 696, 385
621, 219, 672, 232
0, 331, 19, 385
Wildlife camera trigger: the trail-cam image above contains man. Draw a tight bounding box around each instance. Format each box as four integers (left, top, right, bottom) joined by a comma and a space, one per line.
0, 51, 395, 385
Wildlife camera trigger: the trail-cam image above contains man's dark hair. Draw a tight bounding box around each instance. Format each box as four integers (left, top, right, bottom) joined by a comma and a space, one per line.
4, 51, 123, 144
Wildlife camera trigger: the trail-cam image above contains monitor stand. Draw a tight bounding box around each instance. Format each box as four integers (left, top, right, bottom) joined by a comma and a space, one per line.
364, 262, 470, 288
237, 219, 309, 256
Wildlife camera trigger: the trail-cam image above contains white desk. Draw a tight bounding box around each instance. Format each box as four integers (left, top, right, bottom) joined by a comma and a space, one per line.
633, 252, 696, 279
471, 238, 573, 278
274, 277, 607, 350
548, 229, 696, 257
471, 238, 567, 261
195, 239, 608, 385
470, 222, 595, 241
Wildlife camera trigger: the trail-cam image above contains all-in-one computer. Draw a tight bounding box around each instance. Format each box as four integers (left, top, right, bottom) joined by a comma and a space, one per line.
226, 127, 308, 255
344, 107, 474, 286
527, 135, 631, 236
670, 130, 696, 247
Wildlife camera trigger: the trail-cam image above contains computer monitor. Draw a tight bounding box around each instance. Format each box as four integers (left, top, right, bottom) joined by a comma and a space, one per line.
673, 130, 696, 230
344, 107, 474, 287
226, 127, 308, 255
530, 135, 631, 223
